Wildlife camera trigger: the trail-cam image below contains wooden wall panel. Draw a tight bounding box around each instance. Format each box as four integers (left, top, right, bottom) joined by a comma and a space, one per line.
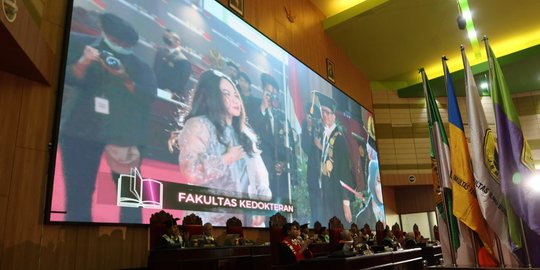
0, 72, 23, 197
394, 186, 435, 214
382, 186, 397, 215
0, 0, 54, 83
0, 196, 8, 262
1, 148, 48, 269
16, 81, 57, 151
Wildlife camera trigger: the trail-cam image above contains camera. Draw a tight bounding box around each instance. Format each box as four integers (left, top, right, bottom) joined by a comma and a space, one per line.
264, 92, 277, 100
101, 50, 122, 70
264, 92, 279, 108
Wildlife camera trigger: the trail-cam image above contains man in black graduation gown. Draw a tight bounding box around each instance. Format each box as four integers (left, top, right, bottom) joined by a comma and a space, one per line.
249, 73, 296, 203
316, 92, 355, 225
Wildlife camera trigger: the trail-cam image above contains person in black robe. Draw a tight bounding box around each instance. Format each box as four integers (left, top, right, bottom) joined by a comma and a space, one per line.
316, 92, 355, 225
153, 29, 192, 101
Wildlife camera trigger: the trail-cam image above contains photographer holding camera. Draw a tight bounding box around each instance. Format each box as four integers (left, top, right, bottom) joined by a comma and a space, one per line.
249, 73, 296, 204
60, 13, 157, 223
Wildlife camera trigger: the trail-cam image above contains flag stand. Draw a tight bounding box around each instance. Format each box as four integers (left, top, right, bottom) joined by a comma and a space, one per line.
468, 228, 479, 267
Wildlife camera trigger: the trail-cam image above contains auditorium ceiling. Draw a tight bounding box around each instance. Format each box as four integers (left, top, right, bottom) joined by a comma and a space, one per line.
311, 0, 540, 97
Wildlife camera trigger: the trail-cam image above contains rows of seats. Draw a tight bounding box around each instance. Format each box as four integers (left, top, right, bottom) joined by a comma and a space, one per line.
149, 211, 244, 249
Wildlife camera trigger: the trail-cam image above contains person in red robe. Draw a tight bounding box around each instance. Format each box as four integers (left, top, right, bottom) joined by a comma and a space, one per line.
279, 223, 312, 263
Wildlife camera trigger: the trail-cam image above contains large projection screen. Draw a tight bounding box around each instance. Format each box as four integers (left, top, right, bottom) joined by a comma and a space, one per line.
47, 0, 383, 227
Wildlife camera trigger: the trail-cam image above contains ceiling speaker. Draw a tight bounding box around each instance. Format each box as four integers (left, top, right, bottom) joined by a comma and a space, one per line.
457, 15, 466, 30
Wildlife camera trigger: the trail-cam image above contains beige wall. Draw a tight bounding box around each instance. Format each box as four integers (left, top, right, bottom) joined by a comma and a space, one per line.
0, 0, 371, 269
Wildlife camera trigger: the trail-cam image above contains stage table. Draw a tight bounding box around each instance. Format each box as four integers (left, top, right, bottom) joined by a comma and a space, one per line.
298, 248, 423, 270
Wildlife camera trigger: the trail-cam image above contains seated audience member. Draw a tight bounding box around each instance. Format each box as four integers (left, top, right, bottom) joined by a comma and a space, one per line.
404, 232, 418, 249
224, 233, 246, 246
280, 223, 312, 263
412, 223, 426, 243
392, 223, 405, 247
382, 228, 396, 249
350, 223, 360, 239
157, 218, 184, 249
300, 223, 310, 240
337, 230, 354, 252
201, 222, 217, 246
433, 225, 440, 243
363, 223, 374, 240
359, 228, 368, 242
329, 230, 357, 257
318, 227, 330, 243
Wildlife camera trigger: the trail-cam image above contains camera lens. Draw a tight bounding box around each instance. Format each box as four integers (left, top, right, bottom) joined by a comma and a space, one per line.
105, 57, 121, 69
101, 50, 121, 70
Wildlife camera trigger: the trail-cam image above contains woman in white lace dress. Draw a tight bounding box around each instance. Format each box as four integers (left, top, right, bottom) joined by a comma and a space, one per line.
177, 69, 271, 226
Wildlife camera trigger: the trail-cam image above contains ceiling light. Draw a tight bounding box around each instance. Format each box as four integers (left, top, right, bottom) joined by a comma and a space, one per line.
462, 10, 472, 21
526, 173, 540, 193
479, 81, 488, 90
468, 29, 477, 40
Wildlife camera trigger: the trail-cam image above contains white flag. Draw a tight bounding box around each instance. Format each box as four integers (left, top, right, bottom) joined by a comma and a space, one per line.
461, 48, 512, 251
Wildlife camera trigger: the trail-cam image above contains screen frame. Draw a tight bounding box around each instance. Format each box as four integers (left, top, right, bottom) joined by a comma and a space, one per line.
44, 0, 380, 227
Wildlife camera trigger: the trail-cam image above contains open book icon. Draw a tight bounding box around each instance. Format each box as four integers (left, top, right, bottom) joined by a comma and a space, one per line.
116, 168, 163, 209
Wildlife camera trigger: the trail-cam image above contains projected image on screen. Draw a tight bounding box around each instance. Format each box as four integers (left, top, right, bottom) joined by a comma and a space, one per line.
48, 0, 383, 227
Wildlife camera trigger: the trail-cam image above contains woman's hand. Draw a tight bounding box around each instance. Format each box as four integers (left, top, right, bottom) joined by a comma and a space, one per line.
223, 145, 246, 165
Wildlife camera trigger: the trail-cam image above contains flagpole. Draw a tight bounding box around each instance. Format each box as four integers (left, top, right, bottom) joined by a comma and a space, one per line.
420, 68, 457, 267
482, 36, 532, 269
442, 56, 482, 267
519, 219, 532, 268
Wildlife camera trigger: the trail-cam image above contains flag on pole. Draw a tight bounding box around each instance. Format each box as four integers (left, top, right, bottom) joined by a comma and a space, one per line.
461, 47, 516, 253
486, 41, 540, 266
443, 57, 495, 255
486, 43, 540, 237
421, 69, 460, 260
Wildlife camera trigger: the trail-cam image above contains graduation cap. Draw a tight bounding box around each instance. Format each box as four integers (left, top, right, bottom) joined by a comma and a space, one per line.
260, 73, 279, 90
313, 91, 336, 112
99, 13, 139, 46
300, 223, 309, 230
